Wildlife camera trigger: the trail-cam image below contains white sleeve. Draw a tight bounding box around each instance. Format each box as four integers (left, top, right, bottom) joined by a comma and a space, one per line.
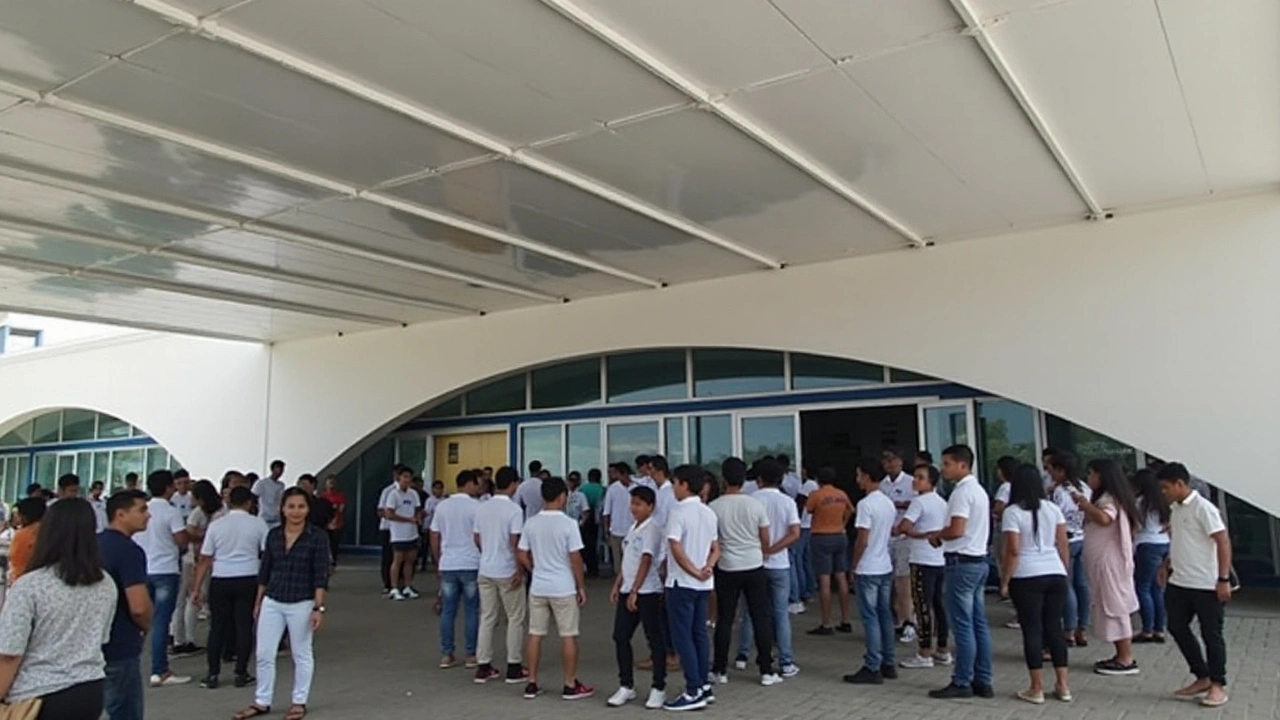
1000, 506, 1019, 534
903, 498, 924, 524
948, 488, 972, 519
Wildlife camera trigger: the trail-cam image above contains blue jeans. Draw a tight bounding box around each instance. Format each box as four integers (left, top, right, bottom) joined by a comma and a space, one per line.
146, 574, 180, 676
737, 568, 794, 666
943, 560, 993, 688
439, 570, 479, 657
1061, 540, 1090, 631
103, 657, 144, 720
787, 546, 801, 604
797, 530, 816, 598
1134, 543, 1169, 633
665, 585, 710, 696
856, 573, 895, 671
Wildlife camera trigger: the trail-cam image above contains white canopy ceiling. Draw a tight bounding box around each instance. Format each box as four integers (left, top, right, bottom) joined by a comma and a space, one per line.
0, 0, 1274, 341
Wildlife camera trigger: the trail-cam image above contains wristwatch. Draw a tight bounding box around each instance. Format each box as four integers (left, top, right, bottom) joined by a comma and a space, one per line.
313, 605, 326, 613
1217, 577, 1231, 583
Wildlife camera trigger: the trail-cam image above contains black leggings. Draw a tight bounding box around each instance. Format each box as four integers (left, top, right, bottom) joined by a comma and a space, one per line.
379, 529, 393, 589
1009, 575, 1069, 670
37, 679, 103, 720
910, 564, 948, 651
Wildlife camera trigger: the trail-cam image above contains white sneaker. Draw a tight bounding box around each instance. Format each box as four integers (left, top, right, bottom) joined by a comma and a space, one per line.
899, 654, 934, 669
760, 673, 783, 687
607, 687, 637, 707
733, 657, 748, 671
710, 673, 728, 685
787, 602, 806, 615
899, 624, 918, 643
780, 663, 800, 678
403, 587, 421, 599
150, 673, 191, 688
389, 589, 404, 601
645, 688, 666, 709
934, 652, 954, 666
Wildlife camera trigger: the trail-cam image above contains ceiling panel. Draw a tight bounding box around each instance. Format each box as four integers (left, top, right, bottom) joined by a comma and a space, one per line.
219, 0, 685, 146
988, 0, 1208, 208
770, 0, 962, 60
0, 226, 136, 268
0, 105, 335, 218
0, 93, 22, 115
538, 108, 908, 263
165, 0, 245, 14
846, 36, 1085, 227
0, 174, 217, 247
730, 68, 1004, 238
60, 34, 490, 187
967, 0, 1054, 20
570, 0, 829, 93
173, 228, 542, 314
273, 198, 640, 297
1157, 0, 1280, 193
0, 0, 174, 90
387, 160, 763, 284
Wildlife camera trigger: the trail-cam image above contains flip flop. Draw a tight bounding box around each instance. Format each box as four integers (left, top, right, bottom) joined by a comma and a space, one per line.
285, 704, 307, 720
232, 705, 270, 720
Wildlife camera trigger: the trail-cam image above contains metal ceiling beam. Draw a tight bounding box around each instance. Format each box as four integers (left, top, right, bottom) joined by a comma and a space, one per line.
537, 0, 928, 249
0, 253, 403, 327
946, 0, 1105, 217
0, 215, 478, 316
120, 0, 784, 271
0, 159, 562, 304
0, 302, 264, 344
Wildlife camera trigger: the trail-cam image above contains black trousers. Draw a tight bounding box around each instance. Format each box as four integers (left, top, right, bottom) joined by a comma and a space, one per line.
1167, 584, 1227, 686
581, 522, 600, 577
37, 679, 103, 720
327, 528, 341, 566
712, 567, 775, 675
613, 593, 667, 690
208, 575, 257, 677
379, 529, 393, 589
1009, 575, 1069, 670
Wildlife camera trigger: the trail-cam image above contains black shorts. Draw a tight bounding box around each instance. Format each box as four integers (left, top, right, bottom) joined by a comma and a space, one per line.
391, 540, 419, 552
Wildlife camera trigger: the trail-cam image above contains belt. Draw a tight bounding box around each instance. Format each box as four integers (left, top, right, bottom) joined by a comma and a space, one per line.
943, 553, 987, 564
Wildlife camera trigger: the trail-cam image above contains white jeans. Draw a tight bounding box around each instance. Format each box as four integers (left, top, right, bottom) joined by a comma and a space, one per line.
171, 557, 197, 645
255, 597, 315, 707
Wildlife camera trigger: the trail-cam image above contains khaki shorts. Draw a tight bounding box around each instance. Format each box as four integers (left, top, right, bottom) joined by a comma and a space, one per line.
892, 538, 912, 577
528, 594, 580, 637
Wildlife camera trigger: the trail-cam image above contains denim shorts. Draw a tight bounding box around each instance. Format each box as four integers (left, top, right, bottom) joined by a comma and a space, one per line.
810, 533, 849, 576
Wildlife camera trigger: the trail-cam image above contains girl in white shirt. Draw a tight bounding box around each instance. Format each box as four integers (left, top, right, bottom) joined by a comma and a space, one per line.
1046, 451, 1090, 647
1000, 463, 1071, 705
1130, 469, 1171, 644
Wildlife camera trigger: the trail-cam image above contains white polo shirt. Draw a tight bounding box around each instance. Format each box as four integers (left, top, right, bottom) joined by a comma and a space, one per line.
377, 483, 395, 531
708, 493, 768, 572
880, 471, 917, 527
665, 496, 718, 591
902, 491, 948, 567
430, 494, 481, 571
89, 496, 107, 533
201, 509, 269, 578
632, 475, 655, 491
653, 481, 676, 531
517, 510, 583, 597
382, 486, 422, 544
620, 517, 663, 595
1002, 503, 1067, 579
515, 477, 544, 519
170, 491, 193, 523
1169, 490, 1227, 591
134, 498, 187, 575
993, 481, 1011, 506
854, 490, 896, 575
473, 495, 523, 579
251, 476, 285, 527
942, 474, 990, 557
602, 481, 635, 538
755, 487, 799, 571
798, 479, 820, 530
781, 471, 801, 499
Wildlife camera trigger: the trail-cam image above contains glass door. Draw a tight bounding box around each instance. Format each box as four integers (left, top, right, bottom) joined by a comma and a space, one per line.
738, 413, 798, 465
918, 400, 976, 473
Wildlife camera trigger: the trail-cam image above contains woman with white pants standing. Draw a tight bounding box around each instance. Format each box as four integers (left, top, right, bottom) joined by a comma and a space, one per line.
234, 487, 330, 720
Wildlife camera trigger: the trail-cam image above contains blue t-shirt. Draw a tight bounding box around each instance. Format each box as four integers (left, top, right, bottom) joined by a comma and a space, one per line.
99, 529, 148, 662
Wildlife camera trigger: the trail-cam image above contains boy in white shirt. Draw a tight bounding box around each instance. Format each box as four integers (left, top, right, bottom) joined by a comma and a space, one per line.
430, 471, 482, 669
472, 467, 528, 684
382, 467, 423, 601
605, 485, 667, 709
517, 477, 593, 701
663, 465, 721, 711
845, 458, 898, 685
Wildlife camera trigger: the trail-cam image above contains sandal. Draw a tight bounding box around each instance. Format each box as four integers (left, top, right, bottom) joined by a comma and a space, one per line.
1073, 631, 1089, 647
233, 706, 270, 720
285, 704, 307, 720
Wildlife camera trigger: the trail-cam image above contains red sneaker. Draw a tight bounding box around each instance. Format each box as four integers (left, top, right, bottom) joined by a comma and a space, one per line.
562, 681, 595, 700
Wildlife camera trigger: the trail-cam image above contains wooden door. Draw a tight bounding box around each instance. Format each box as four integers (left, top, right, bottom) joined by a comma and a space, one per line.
433, 431, 508, 490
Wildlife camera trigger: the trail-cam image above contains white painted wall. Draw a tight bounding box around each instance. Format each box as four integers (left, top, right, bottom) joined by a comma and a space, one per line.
266, 193, 1280, 513
0, 333, 270, 477
0, 313, 132, 350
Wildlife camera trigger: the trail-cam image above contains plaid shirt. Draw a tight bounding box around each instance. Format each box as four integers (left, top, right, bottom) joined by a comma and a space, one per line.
259, 523, 330, 603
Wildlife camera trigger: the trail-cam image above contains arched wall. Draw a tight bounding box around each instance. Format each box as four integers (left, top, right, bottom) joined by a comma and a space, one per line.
267, 193, 1280, 514
0, 333, 270, 477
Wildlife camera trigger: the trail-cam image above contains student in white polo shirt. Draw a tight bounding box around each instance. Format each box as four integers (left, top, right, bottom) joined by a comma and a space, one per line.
377, 466, 405, 595
926, 445, 994, 700
606, 485, 667, 709
382, 467, 423, 601
897, 464, 951, 669
430, 470, 482, 670
516, 461, 545, 519
738, 458, 801, 678
191, 486, 269, 689
880, 448, 918, 643
472, 466, 528, 685
601, 463, 637, 571
662, 465, 721, 712
1156, 462, 1232, 708
844, 459, 898, 685
517, 477, 593, 701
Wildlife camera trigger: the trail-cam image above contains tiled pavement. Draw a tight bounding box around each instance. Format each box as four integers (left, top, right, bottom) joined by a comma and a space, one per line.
148, 561, 1280, 720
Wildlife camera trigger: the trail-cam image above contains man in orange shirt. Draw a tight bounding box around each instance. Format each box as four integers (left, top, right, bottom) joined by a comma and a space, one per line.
8, 497, 47, 582
804, 468, 854, 635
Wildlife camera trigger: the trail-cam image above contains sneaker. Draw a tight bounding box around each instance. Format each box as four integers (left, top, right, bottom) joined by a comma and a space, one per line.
710, 673, 728, 685
780, 663, 800, 678
233, 674, 255, 688
900, 654, 934, 669
505, 666, 530, 684
972, 682, 995, 698
787, 602, 806, 615
880, 665, 899, 680
835, 623, 853, 634
842, 667, 883, 685
381, 587, 392, 595
1005, 620, 1022, 630
663, 692, 707, 711
199, 675, 219, 689
607, 687, 636, 707
150, 673, 192, 688
439, 655, 457, 669
929, 683, 974, 699
403, 587, 421, 599
562, 681, 594, 700
172, 642, 202, 658
807, 625, 834, 636
1094, 659, 1140, 676
760, 673, 783, 687
523, 682, 541, 699
645, 688, 667, 709
473, 666, 501, 684
464, 657, 479, 669
700, 684, 715, 704
899, 623, 918, 643
388, 589, 404, 601
733, 655, 748, 671
934, 652, 954, 666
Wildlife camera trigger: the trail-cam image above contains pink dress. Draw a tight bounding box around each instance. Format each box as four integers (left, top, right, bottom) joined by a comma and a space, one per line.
1082, 495, 1139, 642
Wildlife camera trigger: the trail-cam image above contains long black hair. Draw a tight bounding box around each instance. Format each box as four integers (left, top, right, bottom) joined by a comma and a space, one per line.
1131, 468, 1172, 526
28, 498, 104, 586
1087, 458, 1143, 531
1048, 450, 1084, 491
192, 479, 223, 516
280, 486, 312, 518
996, 455, 1019, 485
1008, 463, 1047, 540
